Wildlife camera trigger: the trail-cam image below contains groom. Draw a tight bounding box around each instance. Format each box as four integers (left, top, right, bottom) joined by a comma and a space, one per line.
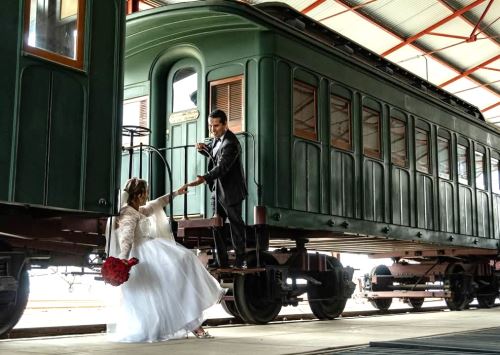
189, 109, 248, 269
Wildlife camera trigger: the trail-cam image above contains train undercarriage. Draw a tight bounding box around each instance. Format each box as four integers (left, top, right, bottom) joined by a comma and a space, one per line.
0, 208, 499, 337
364, 252, 500, 311
177, 216, 500, 324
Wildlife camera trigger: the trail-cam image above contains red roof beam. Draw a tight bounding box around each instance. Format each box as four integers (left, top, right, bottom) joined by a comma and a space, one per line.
302, 0, 327, 14
427, 32, 470, 40
436, 0, 499, 48
381, 0, 486, 57
481, 101, 499, 112
469, 0, 494, 39
439, 54, 500, 88
483, 67, 500, 72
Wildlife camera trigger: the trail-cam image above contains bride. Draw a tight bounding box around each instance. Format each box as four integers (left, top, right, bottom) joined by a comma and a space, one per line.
107, 177, 225, 342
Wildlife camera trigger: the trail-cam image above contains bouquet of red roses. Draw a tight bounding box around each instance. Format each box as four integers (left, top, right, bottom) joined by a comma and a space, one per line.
101, 256, 139, 286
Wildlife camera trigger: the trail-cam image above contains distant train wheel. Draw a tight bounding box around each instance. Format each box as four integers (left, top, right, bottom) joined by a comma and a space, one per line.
476, 275, 498, 309
368, 265, 393, 311
477, 294, 497, 308
233, 252, 282, 325
308, 256, 348, 320
407, 298, 424, 310
444, 264, 469, 311
0, 265, 30, 338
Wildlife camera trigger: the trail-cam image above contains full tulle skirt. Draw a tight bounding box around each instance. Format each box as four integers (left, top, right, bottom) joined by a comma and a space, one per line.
107, 238, 224, 342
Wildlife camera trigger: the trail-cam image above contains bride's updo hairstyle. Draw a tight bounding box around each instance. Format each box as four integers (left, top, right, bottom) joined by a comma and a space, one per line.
124, 178, 148, 204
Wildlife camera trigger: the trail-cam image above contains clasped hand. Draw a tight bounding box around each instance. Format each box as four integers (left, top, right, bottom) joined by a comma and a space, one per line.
186, 175, 205, 187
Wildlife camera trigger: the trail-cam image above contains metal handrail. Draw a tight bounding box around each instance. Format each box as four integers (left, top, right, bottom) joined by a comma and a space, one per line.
124, 131, 262, 221
122, 144, 174, 222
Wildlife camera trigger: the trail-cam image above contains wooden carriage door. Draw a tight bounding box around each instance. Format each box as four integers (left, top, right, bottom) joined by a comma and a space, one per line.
0, 0, 125, 214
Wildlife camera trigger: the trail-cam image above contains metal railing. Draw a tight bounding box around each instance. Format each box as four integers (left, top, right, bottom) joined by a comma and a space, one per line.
122, 126, 262, 221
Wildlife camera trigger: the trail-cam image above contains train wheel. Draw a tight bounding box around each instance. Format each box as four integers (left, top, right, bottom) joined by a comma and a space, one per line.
0, 265, 30, 338
220, 288, 243, 320
476, 275, 498, 309
477, 294, 497, 308
233, 252, 281, 324
308, 256, 348, 320
407, 298, 424, 310
444, 264, 469, 311
368, 265, 393, 311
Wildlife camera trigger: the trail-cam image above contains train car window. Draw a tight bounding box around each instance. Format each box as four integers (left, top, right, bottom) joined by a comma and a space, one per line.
172, 68, 198, 113
415, 128, 430, 174
24, 0, 86, 69
330, 95, 351, 150
438, 137, 451, 180
123, 96, 149, 146
457, 144, 470, 185
362, 107, 381, 159
492, 157, 500, 194
475, 151, 487, 190
390, 118, 407, 167
210, 75, 244, 133
293, 80, 317, 141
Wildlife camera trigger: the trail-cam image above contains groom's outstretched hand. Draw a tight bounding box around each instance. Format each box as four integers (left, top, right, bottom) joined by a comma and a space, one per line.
187, 175, 205, 187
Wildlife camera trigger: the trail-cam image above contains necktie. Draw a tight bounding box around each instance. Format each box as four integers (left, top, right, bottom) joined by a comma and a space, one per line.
212, 138, 221, 157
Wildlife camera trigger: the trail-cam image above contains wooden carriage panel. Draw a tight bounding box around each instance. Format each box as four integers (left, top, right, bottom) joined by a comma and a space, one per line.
275, 61, 292, 209
476, 191, 490, 238
0, 1, 19, 201
391, 167, 411, 226
438, 180, 455, 233
416, 174, 434, 230
330, 150, 355, 218
363, 160, 385, 222
14, 67, 52, 205
458, 185, 474, 236
15, 66, 84, 209
293, 141, 321, 213
493, 194, 500, 239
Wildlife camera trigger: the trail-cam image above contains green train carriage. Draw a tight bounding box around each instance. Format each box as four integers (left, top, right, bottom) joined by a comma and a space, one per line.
0, 0, 125, 336
123, 1, 500, 321
1, 0, 499, 337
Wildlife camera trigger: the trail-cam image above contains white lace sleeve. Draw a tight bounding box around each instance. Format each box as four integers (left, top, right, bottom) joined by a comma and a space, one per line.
117, 207, 139, 259
139, 192, 178, 216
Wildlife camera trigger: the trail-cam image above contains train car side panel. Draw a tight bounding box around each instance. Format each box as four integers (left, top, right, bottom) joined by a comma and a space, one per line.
0, 1, 20, 202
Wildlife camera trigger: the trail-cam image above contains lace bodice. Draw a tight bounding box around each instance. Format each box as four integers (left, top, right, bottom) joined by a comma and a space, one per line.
116, 193, 176, 259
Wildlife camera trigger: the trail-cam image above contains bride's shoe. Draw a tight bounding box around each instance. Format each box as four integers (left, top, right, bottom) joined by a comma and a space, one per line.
192, 329, 214, 339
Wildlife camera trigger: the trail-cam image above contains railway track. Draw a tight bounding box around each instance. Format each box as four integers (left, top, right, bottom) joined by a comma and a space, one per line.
6, 305, 449, 339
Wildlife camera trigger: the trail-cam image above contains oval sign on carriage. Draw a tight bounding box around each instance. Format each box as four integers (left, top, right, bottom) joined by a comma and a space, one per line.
169, 109, 200, 124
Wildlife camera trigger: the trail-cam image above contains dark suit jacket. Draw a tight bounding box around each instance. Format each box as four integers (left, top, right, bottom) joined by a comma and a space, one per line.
201, 130, 247, 206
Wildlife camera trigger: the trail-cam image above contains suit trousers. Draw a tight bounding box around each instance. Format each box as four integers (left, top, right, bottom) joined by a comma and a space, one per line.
211, 194, 246, 258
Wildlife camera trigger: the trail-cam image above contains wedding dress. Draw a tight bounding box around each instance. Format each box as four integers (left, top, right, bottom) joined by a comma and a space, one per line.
106, 193, 224, 342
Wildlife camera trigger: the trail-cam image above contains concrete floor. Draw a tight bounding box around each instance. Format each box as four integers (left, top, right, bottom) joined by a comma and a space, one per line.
2, 307, 500, 355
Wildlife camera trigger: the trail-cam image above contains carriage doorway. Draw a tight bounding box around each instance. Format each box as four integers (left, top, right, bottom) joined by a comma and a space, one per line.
166, 63, 204, 217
